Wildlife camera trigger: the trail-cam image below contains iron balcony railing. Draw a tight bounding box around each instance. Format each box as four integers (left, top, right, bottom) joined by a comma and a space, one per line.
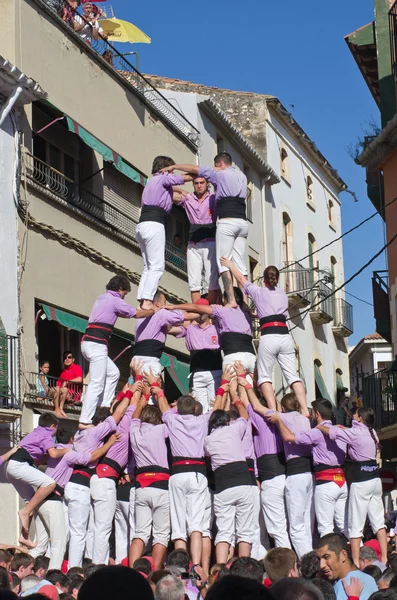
40, 0, 200, 147
0, 335, 21, 411
282, 261, 311, 297
310, 281, 334, 319
332, 297, 353, 334
25, 152, 188, 273
25, 372, 87, 414
390, 1, 397, 82
362, 368, 397, 429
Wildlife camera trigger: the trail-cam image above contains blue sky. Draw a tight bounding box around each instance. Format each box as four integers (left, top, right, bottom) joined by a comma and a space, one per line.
113, 0, 385, 345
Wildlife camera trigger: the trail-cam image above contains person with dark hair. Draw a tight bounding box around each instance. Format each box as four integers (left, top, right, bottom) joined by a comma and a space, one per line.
204, 391, 254, 563
171, 298, 223, 413
5, 412, 68, 548
91, 380, 143, 565
370, 590, 397, 600
147, 569, 171, 593
363, 564, 382, 582
10, 554, 34, 580
165, 286, 255, 379
133, 558, 152, 577
9, 573, 20, 596
317, 533, 378, 599
263, 547, 299, 583
68, 575, 84, 598
173, 175, 219, 304
269, 398, 348, 538
311, 577, 336, 600
229, 557, 264, 583
318, 407, 387, 567
378, 568, 397, 590
264, 394, 313, 559
136, 156, 192, 310
45, 570, 69, 593
300, 551, 321, 580
131, 291, 184, 382
0, 551, 12, 572
78, 565, 153, 600
64, 396, 130, 568
54, 351, 84, 418
80, 276, 152, 426
220, 257, 308, 416
271, 578, 324, 600
163, 154, 248, 307
0, 566, 11, 590
206, 574, 272, 600
33, 556, 49, 579
129, 393, 171, 570
84, 564, 106, 579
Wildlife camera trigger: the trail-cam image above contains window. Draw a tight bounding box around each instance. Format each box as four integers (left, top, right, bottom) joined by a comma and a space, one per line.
280, 147, 290, 183
306, 175, 314, 206
308, 233, 317, 302
314, 359, 331, 401
244, 165, 253, 222
330, 256, 337, 319
328, 199, 336, 229
282, 213, 293, 291
216, 135, 225, 155
249, 256, 259, 283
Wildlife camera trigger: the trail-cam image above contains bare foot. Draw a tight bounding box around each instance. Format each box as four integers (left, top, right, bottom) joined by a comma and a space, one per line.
18, 535, 37, 549
54, 411, 64, 419
61, 410, 67, 418
18, 508, 30, 534
141, 300, 153, 310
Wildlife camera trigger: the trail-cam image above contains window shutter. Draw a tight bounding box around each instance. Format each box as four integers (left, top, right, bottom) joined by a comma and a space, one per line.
32, 107, 79, 158
103, 163, 143, 223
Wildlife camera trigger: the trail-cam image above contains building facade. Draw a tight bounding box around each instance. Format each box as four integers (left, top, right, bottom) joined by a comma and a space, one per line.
349, 333, 393, 401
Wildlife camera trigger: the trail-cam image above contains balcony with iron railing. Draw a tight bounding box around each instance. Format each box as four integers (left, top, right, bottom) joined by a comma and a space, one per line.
282, 262, 311, 309
332, 297, 353, 337
35, 0, 200, 148
362, 368, 397, 430
309, 281, 334, 325
390, 1, 397, 83
24, 372, 86, 418
24, 152, 188, 274
0, 335, 22, 423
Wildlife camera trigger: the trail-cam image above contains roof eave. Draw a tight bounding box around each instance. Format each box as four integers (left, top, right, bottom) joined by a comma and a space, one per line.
356, 114, 397, 168
0, 56, 47, 104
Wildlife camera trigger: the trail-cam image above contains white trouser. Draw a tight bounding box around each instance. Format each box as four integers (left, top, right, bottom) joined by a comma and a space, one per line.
31, 501, 67, 569
257, 334, 301, 387
348, 478, 385, 538
85, 504, 95, 561
216, 218, 248, 275
223, 352, 256, 377
202, 488, 214, 539
91, 475, 117, 565
315, 481, 348, 537
80, 341, 120, 424
285, 472, 314, 559
134, 487, 170, 547
136, 221, 165, 300
169, 472, 208, 541
187, 240, 219, 292
64, 481, 92, 568
115, 488, 135, 564
251, 485, 267, 560
5, 460, 55, 502
190, 370, 222, 413
131, 356, 162, 378
260, 475, 291, 548
213, 485, 254, 546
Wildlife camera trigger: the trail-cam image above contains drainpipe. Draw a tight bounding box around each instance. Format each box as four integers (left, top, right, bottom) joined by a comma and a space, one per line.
0, 86, 23, 128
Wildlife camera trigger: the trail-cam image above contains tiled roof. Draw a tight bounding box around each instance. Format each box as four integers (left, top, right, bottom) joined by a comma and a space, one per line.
364, 333, 385, 340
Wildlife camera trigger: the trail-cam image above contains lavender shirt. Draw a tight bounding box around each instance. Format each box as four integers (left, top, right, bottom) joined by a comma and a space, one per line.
295, 420, 346, 466
162, 411, 211, 458
329, 421, 378, 461
247, 404, 284, 456
88, 290, 136, 325
198, 166, 247, 204
244, 283, 288, 319
106, 406, 136, 469
142, 172, 185, 213
231, 418, 255, 460
211, 305, 252, 336
204, 419, 247, 471
178, 192, 217, 225
130, 421, 169, 469
277, 411, 312, 461
179, 323, 220, 352
19, 426, 55, 461
135, 309, 184, 343
46, 448, 91, 489
73, 416, 117, 468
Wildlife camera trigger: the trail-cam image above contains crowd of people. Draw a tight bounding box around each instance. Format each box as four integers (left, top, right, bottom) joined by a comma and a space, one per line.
0, 152, 391, 600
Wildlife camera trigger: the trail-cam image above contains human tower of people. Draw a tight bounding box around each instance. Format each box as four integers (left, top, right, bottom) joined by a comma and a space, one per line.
1, 153, 387, 579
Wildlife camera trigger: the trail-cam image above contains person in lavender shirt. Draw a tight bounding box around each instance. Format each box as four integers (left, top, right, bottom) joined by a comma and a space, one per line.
80, 275, 153, 425
136, 156, 193, 309
221, 258, 308, 416
173, 175, 220, 303
317, 406, 387, 567
161, 152, 248, 306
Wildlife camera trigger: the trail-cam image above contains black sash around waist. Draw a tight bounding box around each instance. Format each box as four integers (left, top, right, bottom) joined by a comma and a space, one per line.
69, 465, 95, 488
286, 456, 313, 476
350, 460, 379, 483
213, 460, 252, 493
190, 349, 223, 373
83, 322, 114, 346
135, 465, 170, 490
116, 481, 134, 502
47, 483, 64, 502
132, 339, 164, 359
217, 197, 246, 220
11, 447, 34, 466
189, 224, 216, 243
246, 458, 257, 486
257, 452, 286, 482
171, 456, 207, 476
97, 456, 124, 483
221, 332, 255, 356
260, 314, 289, 336
139, 205, 167, 225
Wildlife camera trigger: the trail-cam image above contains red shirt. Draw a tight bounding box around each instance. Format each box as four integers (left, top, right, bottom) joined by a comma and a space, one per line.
56, 363, 83, 387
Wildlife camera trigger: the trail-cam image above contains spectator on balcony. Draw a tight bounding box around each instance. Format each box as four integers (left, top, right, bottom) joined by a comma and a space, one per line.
173, 234, 187, 255
36, 360, 53, 400
54, 351, 83, 419
74, 3, 106, 45
61, 0, 80, 27
102, 50, 113, 66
